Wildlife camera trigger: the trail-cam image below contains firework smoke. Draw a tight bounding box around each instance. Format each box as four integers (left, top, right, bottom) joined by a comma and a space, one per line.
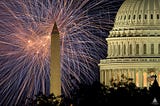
0, 0, 123, 105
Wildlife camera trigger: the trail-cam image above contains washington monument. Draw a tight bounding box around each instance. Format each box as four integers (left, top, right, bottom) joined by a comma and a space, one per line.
50, 22, 61, 96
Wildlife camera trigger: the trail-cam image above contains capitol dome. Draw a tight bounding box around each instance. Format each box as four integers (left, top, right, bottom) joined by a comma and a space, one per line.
99, 0, 160, 88
110, 0, 160, 38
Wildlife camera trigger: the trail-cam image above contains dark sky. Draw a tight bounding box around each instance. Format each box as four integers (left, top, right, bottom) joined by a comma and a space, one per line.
0, 0, 125, 105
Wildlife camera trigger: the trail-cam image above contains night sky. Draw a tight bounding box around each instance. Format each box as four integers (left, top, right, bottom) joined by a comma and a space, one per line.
0, 0, 124, 105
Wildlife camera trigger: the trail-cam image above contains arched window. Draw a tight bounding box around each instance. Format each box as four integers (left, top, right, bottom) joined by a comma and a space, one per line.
151, 44, 154, 54
136, 44, 139, 55
129, 44, 132, 55
139, 15, 141, 19
143, 44, 147, 54
133, 15, 136, 19
128, 15, 131, 19
145, 14, 147, 19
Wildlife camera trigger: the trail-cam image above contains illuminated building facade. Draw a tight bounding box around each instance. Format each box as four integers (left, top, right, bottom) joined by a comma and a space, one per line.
99, 0, 160, 87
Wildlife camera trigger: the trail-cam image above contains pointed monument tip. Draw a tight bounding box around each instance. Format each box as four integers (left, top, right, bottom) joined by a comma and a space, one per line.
51, 22, 59, 34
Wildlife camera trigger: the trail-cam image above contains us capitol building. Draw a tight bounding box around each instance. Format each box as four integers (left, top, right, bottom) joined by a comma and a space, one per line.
99, 0, 160, 88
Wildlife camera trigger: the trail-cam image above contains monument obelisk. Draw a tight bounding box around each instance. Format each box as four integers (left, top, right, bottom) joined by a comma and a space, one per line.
50, 22, 61, 96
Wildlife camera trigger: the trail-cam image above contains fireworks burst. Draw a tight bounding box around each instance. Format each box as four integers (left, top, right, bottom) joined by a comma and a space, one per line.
0, 0, 123, 105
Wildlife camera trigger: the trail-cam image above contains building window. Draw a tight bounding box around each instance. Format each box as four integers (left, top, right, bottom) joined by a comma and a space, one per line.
143, 44, 147, 54
158, 44, 160, 54
124, 44, 126, 55
103, 71, 105, 84
133, 15, 136, 19
151, 14, 153, 19
157, 14, 159, 19
151, 44, 154, 54
129, 44, 132, 55
128, 15, 130, 19
139, 15, 141, 19
136, 44, 139, 55
145, 14, 147, 19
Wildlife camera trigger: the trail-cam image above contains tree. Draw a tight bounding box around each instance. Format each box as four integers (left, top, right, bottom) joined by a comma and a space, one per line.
28, 92, 61, 106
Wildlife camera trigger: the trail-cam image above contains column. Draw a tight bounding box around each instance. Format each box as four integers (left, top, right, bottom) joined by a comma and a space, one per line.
132, 42, 135, 55
117, 69, 119, 80
155, 70, 159, 85
139, 42, 143, 55
121, 69, 123, 80
128, 69, 131, 78
146, 70, 149, 88
139, 70, 143, 87
126, 41, 129, 56
143, 70, 147, 87
155, 43, 158, 55
147, 43, 150, 55
119, 69, 122, 81
105, 70, 107, 85
113, 43, 115, 56
125, 69, 127, 77
158, 71, 160, 85
108, 43, 111, 57
120, 42, 123, 56
131, 69, 134, 80
108, 70, 112, 86
109, 43, 112, 57
111, 43, 114, 56
135, 70, 139, 87
112, 69, 114, 79
100, 70, 104, 84
106, 70, 110, 85
116, 42, 118, 56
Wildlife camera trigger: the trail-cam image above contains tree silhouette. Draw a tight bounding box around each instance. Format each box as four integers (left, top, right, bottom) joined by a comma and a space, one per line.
28, 92, 61, 106
28, 74, 160, 106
